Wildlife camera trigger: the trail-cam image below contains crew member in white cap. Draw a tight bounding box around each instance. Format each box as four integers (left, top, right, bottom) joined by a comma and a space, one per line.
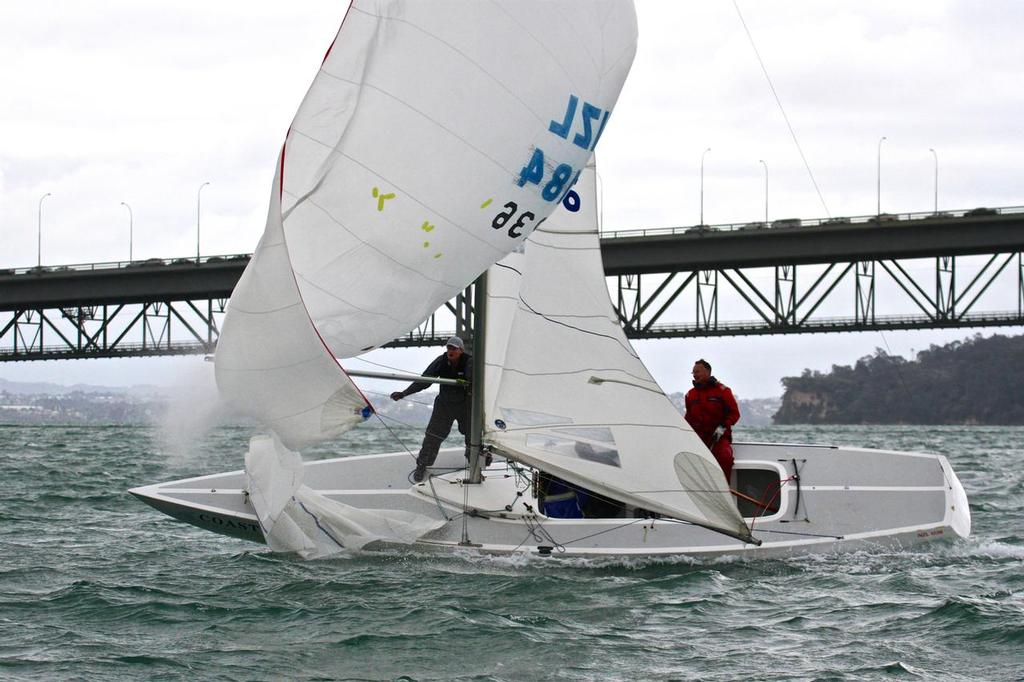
390, 336, 472, 482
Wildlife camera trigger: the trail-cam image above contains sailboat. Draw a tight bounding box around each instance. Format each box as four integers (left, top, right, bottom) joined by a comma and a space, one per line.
131, 1, 971, 559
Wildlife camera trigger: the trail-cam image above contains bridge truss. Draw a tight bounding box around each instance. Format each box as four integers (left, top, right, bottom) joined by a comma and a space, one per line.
2, 253, 1020, 362
615, 252, 1024, 339
0, 287, 472, 362
3, 206, 1024, 361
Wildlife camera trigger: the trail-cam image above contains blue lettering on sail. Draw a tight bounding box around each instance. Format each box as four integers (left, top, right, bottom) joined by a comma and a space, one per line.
573, 102, 601, 150
548, 94, 578, 138
519, 95, 612, 202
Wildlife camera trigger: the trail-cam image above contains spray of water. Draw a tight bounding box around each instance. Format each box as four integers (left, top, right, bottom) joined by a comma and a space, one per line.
155, 360, 232, 466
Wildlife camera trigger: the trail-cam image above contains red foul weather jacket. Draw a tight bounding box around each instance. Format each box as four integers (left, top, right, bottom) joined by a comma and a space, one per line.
684, 377, 740, 447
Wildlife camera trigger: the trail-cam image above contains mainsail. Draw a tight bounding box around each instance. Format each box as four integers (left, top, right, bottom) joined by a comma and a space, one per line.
216, 0, 639, 449
484, 164, 755, 544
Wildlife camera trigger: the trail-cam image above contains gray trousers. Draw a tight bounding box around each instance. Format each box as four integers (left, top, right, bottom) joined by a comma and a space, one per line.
416, 397, 470, 468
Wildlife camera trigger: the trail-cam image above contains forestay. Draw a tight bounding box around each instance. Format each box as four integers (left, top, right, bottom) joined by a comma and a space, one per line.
484, 164, 755, 544
217, 0, 638, 449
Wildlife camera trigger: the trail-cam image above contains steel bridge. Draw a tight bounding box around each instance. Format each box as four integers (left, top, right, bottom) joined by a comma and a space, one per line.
2, 205, 1023, 361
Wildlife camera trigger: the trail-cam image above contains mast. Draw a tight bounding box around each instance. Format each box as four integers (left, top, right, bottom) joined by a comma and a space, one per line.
466, 271, 488, 484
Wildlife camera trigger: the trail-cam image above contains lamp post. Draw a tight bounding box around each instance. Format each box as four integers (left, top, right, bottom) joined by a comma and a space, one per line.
929, 148, 938, 214
37, 193, 51, 268
196, 181, 210, 263
876, 136, 887, 216
700, 147, 711, 226
758, 159, 768, 226
120, 202, 133, 262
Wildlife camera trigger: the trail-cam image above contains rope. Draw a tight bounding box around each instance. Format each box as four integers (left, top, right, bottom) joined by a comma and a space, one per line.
558, 517, 648, 547
732, 0, 831, 218
747, 475, 795, 534
514, 515, 566, 553
367, 408, 419, 462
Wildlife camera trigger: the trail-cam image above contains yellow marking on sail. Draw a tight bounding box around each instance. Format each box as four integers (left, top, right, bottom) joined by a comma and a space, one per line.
423, 241, 430, 248
421, 221, 435, 232
434, 253, 443, 259
480, 198, 493, 209
372, 187, 396, 212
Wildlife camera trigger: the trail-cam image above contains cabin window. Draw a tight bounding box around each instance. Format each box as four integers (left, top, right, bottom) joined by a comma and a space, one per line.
734, 467, 783, 519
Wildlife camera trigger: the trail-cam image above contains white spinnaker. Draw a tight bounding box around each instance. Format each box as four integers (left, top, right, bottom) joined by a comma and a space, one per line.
245, 435, 445, 559
484, 164, 754, 544
283, 0, 638, 357
217, 0, 638, 447
216, 159, 371, 450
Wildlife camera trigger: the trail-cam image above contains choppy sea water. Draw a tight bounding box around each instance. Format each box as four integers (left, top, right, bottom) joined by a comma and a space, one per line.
0, 423, 1021, 681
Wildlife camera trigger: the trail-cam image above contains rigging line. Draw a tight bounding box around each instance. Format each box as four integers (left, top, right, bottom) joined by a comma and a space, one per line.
877, 331, 914, 405
497, 420, 691, 434
372, 411, 432, 431
559, 517, 648, 547
514, 303, 615, 321
518, 515, 566, 553
493, 262, 523, 277
368, 409, 419, 461
425, 474, 454, 522
748, 477, 794, 535
634, 487, 756, 495
732, 0, 831, 218
482, 362, 656, 388
654, 515, 839, 541
739, 527, 843, 540
516, 295, 641, 360
523, 237, 602, 252
515, 305, 615, 321
461, 472, 472, 544
586, 376, 665, 396
363, 390, 438, 409
533, 228, 599, 235
349, 355, 421, 374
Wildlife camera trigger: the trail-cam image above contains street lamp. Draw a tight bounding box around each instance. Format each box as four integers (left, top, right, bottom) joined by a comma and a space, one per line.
929, 148, 938, 214
758, 159, 768, 226
196, 181, 210, 263
37, 192, 52, 268
877, 136, 887, 216
700, 147, 711, 226
120, 202, 133, 262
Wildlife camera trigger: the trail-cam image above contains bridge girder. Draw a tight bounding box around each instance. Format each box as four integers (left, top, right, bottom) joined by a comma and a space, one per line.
2, 208, 1024, 361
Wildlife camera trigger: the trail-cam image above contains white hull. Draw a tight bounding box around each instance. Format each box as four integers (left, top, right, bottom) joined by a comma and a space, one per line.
130, 441, 970, 559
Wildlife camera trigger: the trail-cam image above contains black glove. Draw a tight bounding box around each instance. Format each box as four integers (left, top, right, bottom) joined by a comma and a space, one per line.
390, 391, 404, 401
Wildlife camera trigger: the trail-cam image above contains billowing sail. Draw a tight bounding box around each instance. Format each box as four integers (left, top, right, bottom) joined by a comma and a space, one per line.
215, 158, 371, 449
484, 164, 754, 543
217, 0, 638, 447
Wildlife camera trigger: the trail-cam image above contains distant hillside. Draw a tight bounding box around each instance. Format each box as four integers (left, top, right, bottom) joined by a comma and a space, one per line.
773, 334, 1024, 425
0, 376, 779, 429
0, 377, 166, 397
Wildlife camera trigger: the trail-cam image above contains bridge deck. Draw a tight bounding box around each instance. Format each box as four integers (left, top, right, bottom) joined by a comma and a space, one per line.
2, 208, 1023, 311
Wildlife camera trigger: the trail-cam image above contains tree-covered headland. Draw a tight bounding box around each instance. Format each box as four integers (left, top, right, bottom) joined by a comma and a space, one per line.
773, 334, 1024, 424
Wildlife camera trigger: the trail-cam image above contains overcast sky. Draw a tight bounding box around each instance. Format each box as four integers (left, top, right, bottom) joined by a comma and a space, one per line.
2, 1, 1022, 399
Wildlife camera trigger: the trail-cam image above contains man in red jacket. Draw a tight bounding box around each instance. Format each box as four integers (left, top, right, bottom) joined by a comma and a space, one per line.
684, 359, 740, 484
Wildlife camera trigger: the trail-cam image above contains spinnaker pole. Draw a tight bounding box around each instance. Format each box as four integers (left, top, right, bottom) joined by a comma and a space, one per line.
466, 271, 488, 484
